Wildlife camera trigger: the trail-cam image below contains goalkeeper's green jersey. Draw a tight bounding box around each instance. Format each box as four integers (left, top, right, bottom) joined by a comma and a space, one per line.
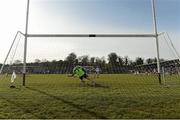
73, 66, 86, 77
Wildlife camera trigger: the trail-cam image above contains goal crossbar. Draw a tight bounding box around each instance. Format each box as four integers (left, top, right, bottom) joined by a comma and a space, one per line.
27, 33, 156, 38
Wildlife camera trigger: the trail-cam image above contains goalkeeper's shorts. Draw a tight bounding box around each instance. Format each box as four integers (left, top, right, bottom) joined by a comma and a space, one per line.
79, 74, 88, 80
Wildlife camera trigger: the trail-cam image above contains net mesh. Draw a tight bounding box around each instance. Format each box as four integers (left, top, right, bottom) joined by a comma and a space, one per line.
1, 35, 179, 87
0, 1, 179, 118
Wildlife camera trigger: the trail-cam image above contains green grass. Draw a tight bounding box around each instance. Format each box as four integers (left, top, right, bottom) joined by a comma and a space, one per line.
0, 74, 180, 119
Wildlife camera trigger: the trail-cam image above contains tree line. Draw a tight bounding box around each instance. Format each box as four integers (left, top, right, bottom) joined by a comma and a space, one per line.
32, 52, 161, 66
1, 52, 164, 74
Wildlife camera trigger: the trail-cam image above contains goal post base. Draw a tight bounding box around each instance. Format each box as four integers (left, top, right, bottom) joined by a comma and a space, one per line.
158, 73, 162, 85
23, 73, 26, 86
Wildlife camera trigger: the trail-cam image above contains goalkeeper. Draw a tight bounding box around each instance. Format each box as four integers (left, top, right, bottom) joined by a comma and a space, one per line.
69, 65, 95, 85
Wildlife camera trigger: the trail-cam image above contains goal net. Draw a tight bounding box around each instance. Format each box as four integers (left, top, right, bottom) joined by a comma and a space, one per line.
0, 32, 179, 88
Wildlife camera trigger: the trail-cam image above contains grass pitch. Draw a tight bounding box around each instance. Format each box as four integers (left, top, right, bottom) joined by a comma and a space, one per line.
0, 74, 180, 119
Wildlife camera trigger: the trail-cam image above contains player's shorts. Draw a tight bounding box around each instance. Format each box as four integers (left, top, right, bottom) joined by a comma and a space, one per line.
79, 74, 88, 80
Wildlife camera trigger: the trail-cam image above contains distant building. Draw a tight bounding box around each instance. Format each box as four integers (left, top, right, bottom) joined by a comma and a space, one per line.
134, 59, 180, 74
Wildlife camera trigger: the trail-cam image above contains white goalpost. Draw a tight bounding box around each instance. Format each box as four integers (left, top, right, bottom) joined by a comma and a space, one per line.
1, 0, 165, 86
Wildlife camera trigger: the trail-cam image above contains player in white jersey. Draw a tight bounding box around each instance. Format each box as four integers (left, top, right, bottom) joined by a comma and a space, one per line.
10, 70, 16, 88
94, 66, 101, 78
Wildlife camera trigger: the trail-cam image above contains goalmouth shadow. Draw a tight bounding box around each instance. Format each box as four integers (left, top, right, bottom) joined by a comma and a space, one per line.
25, 86, 107, 119
0, 96, 40, 119
86, 83, 110, 88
